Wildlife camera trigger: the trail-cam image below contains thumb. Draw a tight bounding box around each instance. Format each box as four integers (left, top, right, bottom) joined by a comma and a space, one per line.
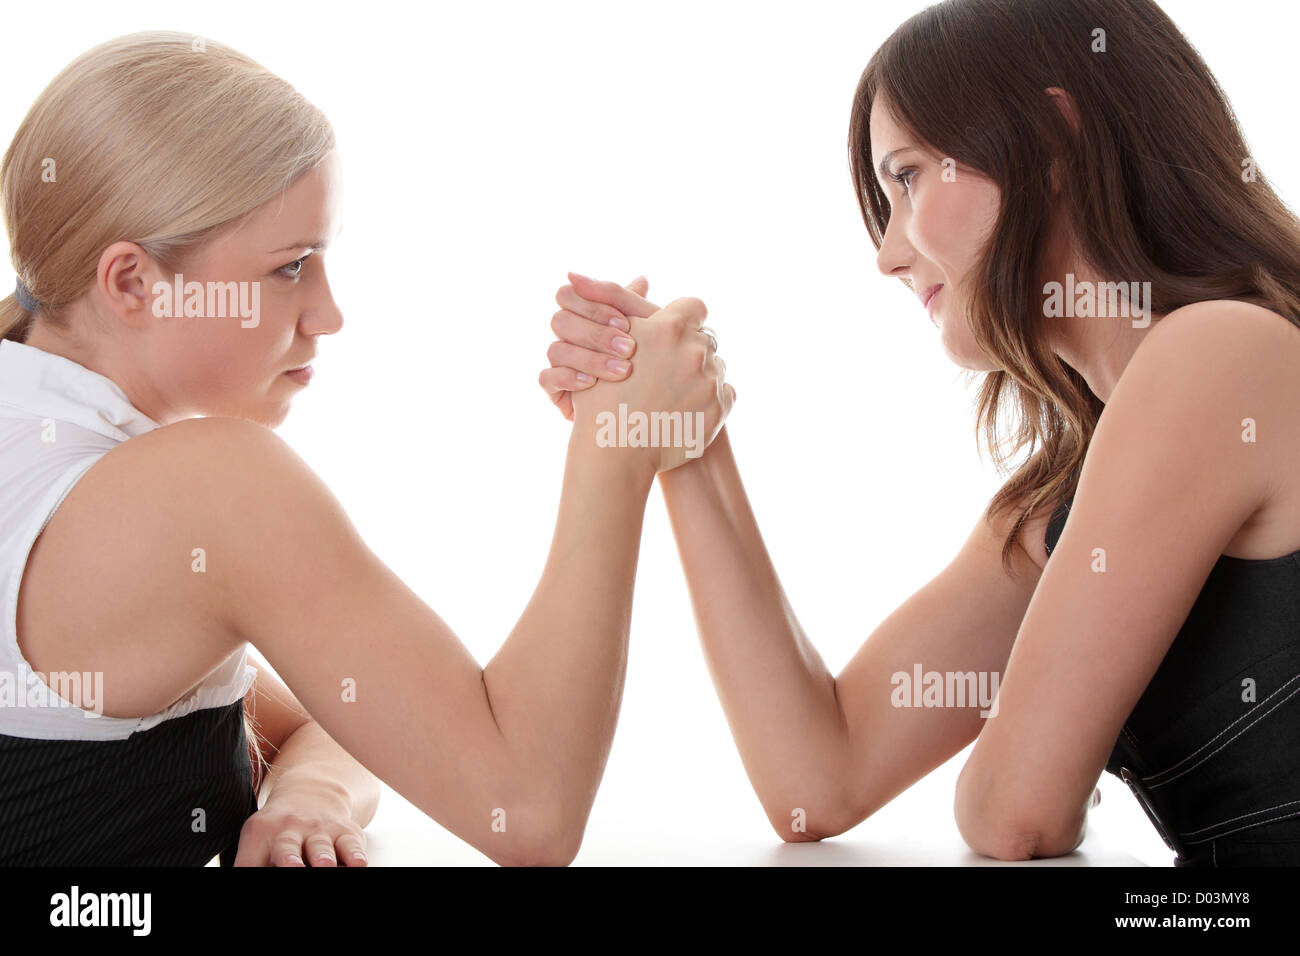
626, 275, 650, 297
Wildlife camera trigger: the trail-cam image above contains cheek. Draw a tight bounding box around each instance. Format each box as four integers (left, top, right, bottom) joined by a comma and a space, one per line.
166, 320, 282, 388
915, 181, 1000, 274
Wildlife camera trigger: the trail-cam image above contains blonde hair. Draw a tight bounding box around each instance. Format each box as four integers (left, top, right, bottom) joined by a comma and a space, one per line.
1, 31, 337, 787
1, 30, 335, 345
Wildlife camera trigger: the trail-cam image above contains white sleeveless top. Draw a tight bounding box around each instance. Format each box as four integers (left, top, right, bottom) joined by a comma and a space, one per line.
0, 339, 256, 741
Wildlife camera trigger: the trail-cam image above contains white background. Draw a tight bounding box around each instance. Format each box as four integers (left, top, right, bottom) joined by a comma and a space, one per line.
5, 0, 1296, 866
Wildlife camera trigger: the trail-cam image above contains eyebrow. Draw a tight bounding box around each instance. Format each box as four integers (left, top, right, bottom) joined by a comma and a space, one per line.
877, 148, 913, 184
878, 147, 899, 183
268, 240, 328, 255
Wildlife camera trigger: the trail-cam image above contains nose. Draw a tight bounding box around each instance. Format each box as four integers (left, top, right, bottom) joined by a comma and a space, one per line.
301, 275, 344, 337
875, 214, 913, 281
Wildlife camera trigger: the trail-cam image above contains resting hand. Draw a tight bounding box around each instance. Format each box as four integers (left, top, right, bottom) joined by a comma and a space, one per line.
231, 780, 368, 867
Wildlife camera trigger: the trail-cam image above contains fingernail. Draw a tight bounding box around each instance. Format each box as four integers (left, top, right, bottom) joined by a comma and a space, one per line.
318, 853, 334, 864
576, 372, 593, 383
608, 316, 630, 332
353, 852, 367, 864
287, 854, 303, 866
611, 336, 634, 356
606, 359, 629, 374
570, 271, 591, 282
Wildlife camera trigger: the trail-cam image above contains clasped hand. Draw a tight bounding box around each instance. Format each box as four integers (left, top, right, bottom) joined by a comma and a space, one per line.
539, 273, 736, 473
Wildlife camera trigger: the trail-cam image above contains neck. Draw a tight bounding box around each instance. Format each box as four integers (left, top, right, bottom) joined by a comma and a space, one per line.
1053, 304, 1164, 405
22, 319, 176, 425
1039, 232, 1164, 403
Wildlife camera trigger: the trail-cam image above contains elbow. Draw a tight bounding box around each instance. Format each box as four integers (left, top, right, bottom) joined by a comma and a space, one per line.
767, 790, 861, 843
492, 837, 579, 868
962, 824, 1042, 862
484, 801, 586, 867
956, 804, 1083, 862
955, 765, 1084, 861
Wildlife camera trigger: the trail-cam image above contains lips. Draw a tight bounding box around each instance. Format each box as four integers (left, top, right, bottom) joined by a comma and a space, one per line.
919, 284, 943, 309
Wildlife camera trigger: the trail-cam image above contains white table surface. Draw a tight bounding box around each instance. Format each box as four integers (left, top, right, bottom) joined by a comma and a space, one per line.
352, 745, 1169, 866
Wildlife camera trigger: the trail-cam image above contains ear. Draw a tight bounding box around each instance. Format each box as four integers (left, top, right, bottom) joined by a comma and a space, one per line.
1044, 86, 1080, 195
1044, 86, 1081, 135
95, 240, 158, 330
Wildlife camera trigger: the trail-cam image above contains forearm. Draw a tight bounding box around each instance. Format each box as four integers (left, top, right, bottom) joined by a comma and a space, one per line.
657, 426, 848, 835
258, 720, 381, 828
481, 423, 655, 834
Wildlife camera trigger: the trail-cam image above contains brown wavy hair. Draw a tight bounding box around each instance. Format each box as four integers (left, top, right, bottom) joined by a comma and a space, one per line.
848, 0, 1300, 574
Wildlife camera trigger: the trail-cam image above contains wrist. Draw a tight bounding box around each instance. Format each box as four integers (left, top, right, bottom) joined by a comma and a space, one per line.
567, 417, 659, 492
658, 424, 729, 490
262, 765, 353, 814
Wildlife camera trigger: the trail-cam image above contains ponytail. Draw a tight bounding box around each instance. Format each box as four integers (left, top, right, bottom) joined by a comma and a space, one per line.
1, 291, 32, 343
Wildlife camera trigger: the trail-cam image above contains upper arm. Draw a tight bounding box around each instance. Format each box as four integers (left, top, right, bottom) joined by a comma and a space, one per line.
955, 305, 1284, 857
172, 418, 550, 862
830, 494, 1046, 827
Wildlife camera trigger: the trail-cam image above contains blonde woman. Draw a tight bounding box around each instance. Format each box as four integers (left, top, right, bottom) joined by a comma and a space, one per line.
541, 0, 1300, 866
0, 32, 733, 866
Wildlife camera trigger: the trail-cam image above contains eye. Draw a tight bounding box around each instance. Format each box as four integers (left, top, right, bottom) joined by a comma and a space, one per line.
277, 256, 307, 280
888, 166, 918, 196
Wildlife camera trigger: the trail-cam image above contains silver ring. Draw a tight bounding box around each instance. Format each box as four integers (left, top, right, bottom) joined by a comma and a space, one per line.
699, 326, 718, 352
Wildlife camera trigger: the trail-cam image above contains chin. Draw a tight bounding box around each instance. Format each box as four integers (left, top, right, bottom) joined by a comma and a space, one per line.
937, 323, 998, 372
260, 404, 292, 429
940, 342, 998, 372
219, 400, 291, 429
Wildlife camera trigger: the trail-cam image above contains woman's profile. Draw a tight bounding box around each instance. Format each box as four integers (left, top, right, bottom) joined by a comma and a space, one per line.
542, 0, 1300, 866
0, 31, 733, 866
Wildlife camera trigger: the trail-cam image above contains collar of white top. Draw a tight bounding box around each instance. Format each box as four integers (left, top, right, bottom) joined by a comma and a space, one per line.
0, 339, 160, 442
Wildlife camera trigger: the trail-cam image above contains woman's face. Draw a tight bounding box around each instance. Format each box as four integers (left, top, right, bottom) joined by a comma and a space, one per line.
137, 149, 345, 428
870, 94, 1001, 371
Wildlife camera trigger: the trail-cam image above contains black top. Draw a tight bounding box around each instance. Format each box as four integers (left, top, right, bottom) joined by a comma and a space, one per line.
1043, 493, 1300, 861
0, 698, 257, 866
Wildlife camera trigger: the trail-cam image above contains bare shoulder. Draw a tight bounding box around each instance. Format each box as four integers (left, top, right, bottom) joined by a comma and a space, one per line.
28, 416, 292, 576
54, 416, 319, 551
1131, 298, 1300, 458
91, 415, 340, 521
101, 414, 356, 556
985, 301, 1300, 576
17, 416, 307, 717
37, 414, 345, 628
104, 414, 298, 479
1108, 299, 1300, 559
1145, 298, 1300, 362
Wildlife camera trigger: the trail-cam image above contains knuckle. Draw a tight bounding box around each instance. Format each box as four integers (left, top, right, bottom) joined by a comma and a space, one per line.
678, 296, 707, 319
274, 840, 303, 861
604, 328, 632, 355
